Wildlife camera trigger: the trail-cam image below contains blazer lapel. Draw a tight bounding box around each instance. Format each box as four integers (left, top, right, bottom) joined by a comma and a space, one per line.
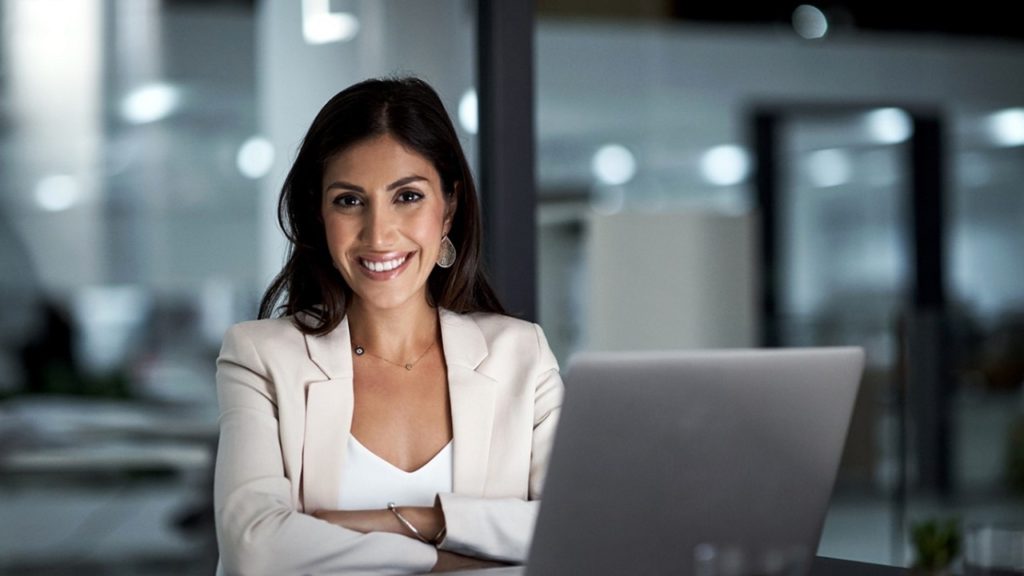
440, 309, 497, 497
301, 314, 354, 513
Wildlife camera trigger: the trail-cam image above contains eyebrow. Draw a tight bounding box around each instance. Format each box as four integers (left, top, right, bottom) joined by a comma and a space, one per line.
324, 175, 429, 194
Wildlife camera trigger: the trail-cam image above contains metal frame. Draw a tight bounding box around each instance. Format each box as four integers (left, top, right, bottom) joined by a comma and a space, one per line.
476, 0, 537, 320
752, 104, 951, 563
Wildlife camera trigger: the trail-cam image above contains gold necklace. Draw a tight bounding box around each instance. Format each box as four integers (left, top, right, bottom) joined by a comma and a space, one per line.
353, 340, 437, 371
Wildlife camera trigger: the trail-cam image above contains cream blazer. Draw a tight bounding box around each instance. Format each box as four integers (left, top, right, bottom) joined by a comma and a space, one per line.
214, 308, 564, 576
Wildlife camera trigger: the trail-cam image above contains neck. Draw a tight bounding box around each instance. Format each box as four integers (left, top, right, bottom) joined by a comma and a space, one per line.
346, 298, 440, 360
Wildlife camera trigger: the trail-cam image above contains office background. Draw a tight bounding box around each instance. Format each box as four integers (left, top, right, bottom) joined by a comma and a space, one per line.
1, 0, 1022, 574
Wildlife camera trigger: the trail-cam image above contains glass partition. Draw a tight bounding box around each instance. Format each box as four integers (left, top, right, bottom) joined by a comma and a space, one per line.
0, 1, 476, 573
948, 109, 1024, 499
536, 16, 1024, 567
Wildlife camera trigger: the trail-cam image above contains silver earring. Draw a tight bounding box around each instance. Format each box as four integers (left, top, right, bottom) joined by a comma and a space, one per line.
437, 235, 456, 269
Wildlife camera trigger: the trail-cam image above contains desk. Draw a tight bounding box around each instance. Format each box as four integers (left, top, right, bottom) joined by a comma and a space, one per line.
0, 396, 217, 476
811, 557, 908, 575
441, 556, 909, 575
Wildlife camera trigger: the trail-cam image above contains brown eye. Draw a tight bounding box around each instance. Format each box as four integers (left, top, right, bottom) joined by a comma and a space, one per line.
333, 194, 362, 207
397, 190, 424, 203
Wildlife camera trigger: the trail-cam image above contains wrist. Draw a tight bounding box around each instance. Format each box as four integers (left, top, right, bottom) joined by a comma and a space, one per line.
387, 503, 446, 544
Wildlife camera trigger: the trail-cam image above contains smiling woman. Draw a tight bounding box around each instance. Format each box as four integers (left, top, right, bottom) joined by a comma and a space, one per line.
260, 77, 503, 335
213, 77, 564, 575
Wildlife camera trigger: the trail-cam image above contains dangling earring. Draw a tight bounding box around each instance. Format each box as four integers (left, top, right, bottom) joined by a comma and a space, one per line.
437, 235, 456, 269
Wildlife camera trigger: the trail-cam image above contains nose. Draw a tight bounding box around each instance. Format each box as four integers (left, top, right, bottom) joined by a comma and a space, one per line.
361, 203, 397, 248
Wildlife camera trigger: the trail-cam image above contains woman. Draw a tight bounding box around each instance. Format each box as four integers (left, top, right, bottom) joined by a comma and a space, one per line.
213, 77, 564, 575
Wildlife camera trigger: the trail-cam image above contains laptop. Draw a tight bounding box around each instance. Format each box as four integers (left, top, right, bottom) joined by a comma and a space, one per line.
522, 347, 865, 575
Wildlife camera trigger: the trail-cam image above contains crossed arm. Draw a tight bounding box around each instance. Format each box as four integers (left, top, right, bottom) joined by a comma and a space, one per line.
312, 504, 508, 572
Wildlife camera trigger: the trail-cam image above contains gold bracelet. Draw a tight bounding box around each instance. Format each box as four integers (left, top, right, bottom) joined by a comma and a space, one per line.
387, 502, 430, 543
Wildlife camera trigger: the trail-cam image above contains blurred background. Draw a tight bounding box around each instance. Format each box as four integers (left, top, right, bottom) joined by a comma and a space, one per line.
1, 0, 1022, 574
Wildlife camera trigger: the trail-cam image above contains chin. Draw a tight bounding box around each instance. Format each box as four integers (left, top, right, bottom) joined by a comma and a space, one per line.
352, 290, 424, 312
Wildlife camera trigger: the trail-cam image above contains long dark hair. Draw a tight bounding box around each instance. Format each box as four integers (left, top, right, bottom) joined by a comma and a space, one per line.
259, 77, 506, 334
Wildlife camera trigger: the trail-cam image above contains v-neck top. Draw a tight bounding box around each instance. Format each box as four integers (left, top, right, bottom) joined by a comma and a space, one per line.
337, 434, 454, 510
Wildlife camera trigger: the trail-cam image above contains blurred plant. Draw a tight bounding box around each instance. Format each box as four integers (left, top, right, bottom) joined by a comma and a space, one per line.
910, 517, 961, 574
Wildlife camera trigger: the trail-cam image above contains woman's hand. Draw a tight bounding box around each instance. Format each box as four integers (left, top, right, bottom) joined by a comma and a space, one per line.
430, 551, 509, 572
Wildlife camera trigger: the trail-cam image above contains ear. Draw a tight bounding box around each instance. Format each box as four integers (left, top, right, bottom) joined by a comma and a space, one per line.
443, 184, 459, 236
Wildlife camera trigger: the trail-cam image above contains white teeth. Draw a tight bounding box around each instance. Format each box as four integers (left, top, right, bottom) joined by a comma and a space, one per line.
361, 256, 406, 272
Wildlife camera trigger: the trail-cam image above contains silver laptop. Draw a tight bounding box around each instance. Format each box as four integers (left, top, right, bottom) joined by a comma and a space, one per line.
524, 347, 865, 576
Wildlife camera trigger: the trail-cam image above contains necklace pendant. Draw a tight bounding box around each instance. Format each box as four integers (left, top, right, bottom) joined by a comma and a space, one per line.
405, 363, 413, 370
354, 346, 365, 356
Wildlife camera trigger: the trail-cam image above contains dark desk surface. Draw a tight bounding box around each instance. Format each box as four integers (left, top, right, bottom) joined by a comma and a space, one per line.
812, 557, 908, 575
442, 556, 909, 575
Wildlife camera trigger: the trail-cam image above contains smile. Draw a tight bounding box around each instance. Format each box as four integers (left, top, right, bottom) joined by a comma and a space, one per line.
359, 254, 409, 273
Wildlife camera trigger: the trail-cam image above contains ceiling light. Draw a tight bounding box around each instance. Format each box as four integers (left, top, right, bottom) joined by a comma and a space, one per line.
35, 174, 81, 211
458, 89, 478, 135
987, 108, 1024, 147
121, 83, 181, 125
792, 5, 828, 40
865, 108, 913, 144
302, 0, 359, 45
236, 137, 275, 179
700, 145, 750, 186
591, 144, 636, 186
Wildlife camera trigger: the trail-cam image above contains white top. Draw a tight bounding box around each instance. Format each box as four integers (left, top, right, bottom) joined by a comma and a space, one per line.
337, 434, 454, 510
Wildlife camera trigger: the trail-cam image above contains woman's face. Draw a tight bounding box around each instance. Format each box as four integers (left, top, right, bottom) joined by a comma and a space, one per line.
321, 134, 454, 313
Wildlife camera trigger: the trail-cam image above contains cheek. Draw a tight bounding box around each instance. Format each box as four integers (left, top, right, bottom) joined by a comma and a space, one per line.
420, 218, 445, 245
322, 219, 353, 256
395, 210, 439, 243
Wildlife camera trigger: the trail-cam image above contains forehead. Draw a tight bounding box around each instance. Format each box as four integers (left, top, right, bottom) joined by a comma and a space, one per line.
323, 134, 439, 183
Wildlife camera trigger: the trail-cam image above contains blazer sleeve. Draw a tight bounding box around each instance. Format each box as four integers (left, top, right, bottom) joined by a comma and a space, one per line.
435, 322, 565, 563
214, 324, 438, 576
